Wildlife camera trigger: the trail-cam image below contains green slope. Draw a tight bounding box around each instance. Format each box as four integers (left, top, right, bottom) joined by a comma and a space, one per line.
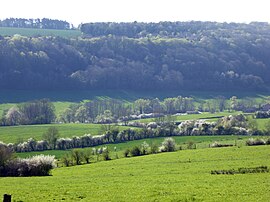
1, 145, 269, 201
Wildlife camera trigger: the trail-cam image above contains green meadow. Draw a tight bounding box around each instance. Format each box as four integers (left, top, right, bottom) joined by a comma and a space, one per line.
1, 145, 269, 201
0, 27, 81, 38
0, 123, 132, 144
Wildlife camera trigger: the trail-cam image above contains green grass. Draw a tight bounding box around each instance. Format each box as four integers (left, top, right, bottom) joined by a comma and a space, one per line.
0, 123, 132, 144
0, 27, 81, 38
256, 118, 270, 130
1, 145, 269, 201
139, 111, 241, 123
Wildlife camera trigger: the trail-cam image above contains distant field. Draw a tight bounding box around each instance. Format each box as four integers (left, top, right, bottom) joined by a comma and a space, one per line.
0, 27, 81, 38
0, 123, 132, 144
2, 145, 270, 201
139, 111, 241, 123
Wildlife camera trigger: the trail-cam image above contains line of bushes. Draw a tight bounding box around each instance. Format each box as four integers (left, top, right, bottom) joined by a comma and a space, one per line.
1, 115, 269, 153
60, 138, 178, 167
211, 166, 269, 175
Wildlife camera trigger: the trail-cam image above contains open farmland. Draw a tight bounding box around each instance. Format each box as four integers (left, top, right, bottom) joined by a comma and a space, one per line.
0, 123, 132, 144
1, 145, 269, 201
0, 27, 81, 38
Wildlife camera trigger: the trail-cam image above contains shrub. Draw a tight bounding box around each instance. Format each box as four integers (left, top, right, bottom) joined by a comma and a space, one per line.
187, 141, 195, 149
160, 137, 176, 152
246, 138, 266, 146
62, 154, 72, 167
210, 141, 234, 148
150, 144, 159, 154
102, 147, 111, 161
71, 149, 83, 165
141, 141, 150, 155
82, 149, 92, 164
123, 149, 130, 157
2, 155, 56, 177
130, 146, 141, 157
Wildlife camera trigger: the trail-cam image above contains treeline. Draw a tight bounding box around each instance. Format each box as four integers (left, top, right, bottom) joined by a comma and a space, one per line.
0, 21, 270, 91
0, 18, 73, 30
1, 96, 270, 126
59, 96, 195, 124
2, 114, 270, 153
0, 99, 55, 126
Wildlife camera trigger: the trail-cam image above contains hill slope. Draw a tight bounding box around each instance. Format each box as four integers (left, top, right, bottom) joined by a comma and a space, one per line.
0, 21, 270, 92
1, 146, 269, 201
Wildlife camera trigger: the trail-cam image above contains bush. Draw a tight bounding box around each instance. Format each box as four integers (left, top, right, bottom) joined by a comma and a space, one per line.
123, 149, 130, 157
102, 148, 111, 161
141, 141, 150, 155
71, 149, 83, 165
150, 144, 159, 154
62, 154, 72, 167
246, 138, 266, 146
160, 137, 176, 152
210, 141, 234, 148
130, 146, 141, 157
1, 155, 56, 177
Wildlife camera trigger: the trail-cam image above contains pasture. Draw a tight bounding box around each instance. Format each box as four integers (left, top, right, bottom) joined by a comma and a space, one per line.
0, 27, 81, 38
0, 123, 132, 144
1, 145, 269, 201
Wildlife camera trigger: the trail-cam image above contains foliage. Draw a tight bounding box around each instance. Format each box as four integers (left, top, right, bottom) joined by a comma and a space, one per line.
1, 22, 270, 92
130, 146, 142, 157
0, 154, 56, 177
0, 18, 74, 30
1, 99, 56, 126
246, 138, 267, 146
71, 149, 83, 165
42, 127, 60, 149
160, 137, 176, 152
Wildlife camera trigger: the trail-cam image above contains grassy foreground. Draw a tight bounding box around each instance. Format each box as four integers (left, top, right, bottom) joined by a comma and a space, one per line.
1, 145, 269, 201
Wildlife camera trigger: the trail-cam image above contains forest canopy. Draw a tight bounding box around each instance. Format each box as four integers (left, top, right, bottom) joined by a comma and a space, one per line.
0, 21, 270, 92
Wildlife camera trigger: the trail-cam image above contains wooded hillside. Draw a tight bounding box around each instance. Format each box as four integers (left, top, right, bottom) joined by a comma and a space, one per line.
0, 21, 270, 91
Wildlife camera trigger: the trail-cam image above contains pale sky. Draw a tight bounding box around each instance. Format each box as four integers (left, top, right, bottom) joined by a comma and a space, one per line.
1, 0, 270, 26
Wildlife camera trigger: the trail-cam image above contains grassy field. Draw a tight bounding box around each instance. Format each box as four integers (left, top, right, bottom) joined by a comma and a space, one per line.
0, 27, 81, 38
139, 111, 241, 123
0, 123, 132, 144
1, 145, 269, 201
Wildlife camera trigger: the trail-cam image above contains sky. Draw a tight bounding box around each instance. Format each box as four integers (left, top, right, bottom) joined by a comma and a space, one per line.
1, 0, 270, 26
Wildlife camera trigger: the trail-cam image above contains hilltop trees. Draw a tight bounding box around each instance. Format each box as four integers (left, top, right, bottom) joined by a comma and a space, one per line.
0, 21, 270, 91
0, 18, 73, 29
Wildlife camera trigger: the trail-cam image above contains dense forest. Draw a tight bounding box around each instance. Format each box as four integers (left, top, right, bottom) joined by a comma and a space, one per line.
0, 21, 270, 91
0, 18, 73, 30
